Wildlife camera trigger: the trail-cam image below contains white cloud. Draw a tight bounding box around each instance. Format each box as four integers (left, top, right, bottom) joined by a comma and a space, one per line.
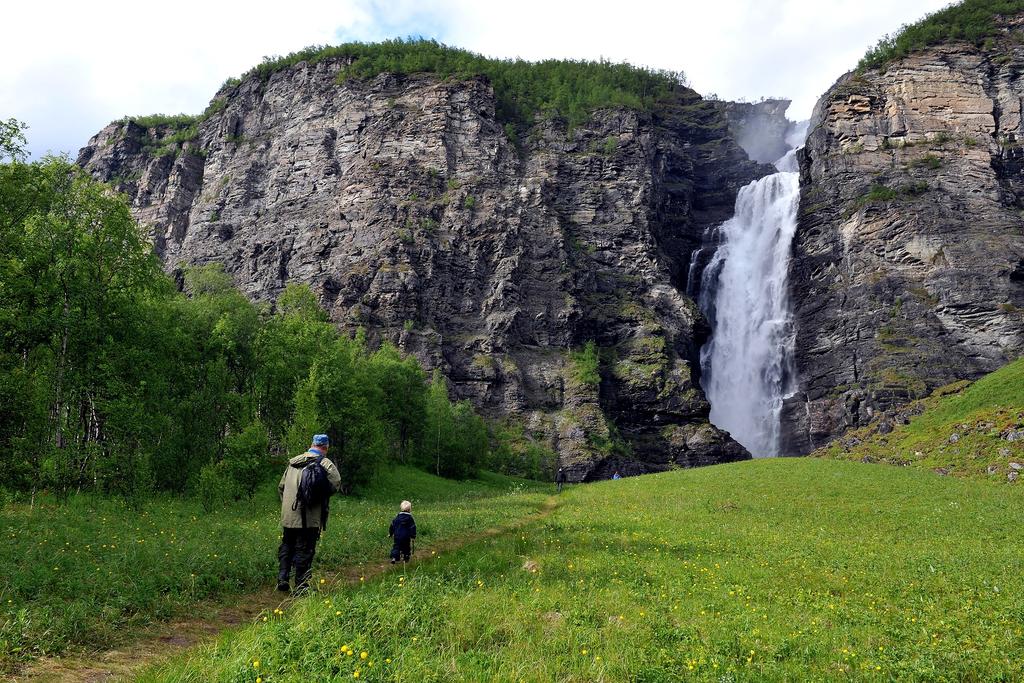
3, 0, 951, 158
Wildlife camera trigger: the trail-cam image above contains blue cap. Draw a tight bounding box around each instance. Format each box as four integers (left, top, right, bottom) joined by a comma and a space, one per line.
312, 434, 330, 446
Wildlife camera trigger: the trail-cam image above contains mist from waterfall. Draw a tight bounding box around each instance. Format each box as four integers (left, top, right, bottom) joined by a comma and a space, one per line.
697, 125, 806, 457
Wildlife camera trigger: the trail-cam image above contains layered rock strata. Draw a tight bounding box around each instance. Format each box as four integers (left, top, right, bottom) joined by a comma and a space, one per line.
78, 60, 767, 478
784, 28, 1024, 454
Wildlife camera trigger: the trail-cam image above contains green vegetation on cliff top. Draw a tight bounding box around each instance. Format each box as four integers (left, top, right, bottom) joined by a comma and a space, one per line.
127, 39, 687, 134
859, 0, 1024, 70
143, 459, 1024, 681
259, 39, 686, 129
818, 357, 1024, 479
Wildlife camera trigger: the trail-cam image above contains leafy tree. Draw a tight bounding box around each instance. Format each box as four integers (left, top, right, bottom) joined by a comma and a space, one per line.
422, 370, 455, 476
422, 371, 486, 479
224, 420, 271, 499
254, 284, 335, 447
0, 146, 161, 496
368, 343, 427, 464
449, 401, 487, 479
0, 118, 27, 162
0, 122, 535, 501
289, 335, 388, 492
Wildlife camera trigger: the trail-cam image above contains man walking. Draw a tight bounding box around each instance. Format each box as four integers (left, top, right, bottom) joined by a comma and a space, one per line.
556, 467, 566, 493
278, 434, 341, 594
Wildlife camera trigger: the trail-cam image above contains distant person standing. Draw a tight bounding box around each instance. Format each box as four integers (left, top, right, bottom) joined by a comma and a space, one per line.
556, 467, 566, 493
388, 500, 417, 563
277, 434, 341, 594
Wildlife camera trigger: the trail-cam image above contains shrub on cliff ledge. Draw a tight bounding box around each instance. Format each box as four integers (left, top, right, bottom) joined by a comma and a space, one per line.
859, 0, 1024, 70
569, 341, 601, 388
125, 113, 198, 129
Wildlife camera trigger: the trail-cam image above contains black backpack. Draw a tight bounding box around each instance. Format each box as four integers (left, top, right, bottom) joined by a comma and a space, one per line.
292, 453, 334, 528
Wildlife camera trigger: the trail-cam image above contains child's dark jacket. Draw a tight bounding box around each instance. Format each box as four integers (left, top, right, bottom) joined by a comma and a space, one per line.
389, 512, 417, 542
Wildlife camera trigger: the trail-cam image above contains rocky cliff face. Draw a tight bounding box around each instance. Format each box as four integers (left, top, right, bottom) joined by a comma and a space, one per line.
784, 26, 1024, 454
715, 98, 798, 164
78, 59, 768, 479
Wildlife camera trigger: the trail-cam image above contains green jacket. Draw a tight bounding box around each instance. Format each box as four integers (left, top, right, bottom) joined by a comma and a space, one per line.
279, 450, 342, 529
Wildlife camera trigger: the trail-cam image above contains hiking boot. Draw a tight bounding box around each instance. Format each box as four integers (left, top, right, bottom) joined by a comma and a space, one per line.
390, 558, 397, 564
292, 584, 310, 597
277, 581, 290, 592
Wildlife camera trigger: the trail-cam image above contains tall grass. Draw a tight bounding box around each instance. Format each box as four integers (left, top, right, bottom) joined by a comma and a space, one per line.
0, 467, 548, 671
142, 459, 1024, 681
820, 358, 1024, 476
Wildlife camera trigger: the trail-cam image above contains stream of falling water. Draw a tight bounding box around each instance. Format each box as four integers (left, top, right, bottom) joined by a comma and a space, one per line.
697, 130, 805, 457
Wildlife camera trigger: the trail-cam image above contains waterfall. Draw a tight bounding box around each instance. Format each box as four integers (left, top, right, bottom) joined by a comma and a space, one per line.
697, 130, 806, 457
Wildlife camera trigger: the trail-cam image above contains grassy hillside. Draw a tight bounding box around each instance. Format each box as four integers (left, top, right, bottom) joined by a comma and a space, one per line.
144, 459, 1023, 681
818, 358, 1024, 480
0, 467, 548, 672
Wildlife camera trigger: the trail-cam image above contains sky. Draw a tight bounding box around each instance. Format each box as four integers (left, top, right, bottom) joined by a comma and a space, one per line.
3, 0, 952, 160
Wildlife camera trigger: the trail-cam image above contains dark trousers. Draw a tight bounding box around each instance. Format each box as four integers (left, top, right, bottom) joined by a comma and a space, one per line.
278, 527, 321, 588
390, 538, 412, 562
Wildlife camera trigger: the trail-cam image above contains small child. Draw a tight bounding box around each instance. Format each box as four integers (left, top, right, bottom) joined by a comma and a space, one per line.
388, 500, 417, 564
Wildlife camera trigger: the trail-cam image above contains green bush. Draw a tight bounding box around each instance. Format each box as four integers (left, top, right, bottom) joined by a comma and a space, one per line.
864, 184, 898, 201
911, 153, 943, 169
197, 459, 236, 511
900, 180, 930, 196
126, 113, 198, 129
569, 341, 601, 387
421, 371, 487, 479
288, 334, 389, 493
504, 122, 519, 145
224, 421, 271, 499
489, 422, 557, 479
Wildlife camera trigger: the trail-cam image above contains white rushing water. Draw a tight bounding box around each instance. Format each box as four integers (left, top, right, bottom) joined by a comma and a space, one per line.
697, 128, 806, 457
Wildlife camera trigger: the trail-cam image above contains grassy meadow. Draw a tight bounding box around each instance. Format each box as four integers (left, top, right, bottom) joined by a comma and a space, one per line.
142, 458, 1023, 682
0, 467, 549, 672
819, 357, 1024, 479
